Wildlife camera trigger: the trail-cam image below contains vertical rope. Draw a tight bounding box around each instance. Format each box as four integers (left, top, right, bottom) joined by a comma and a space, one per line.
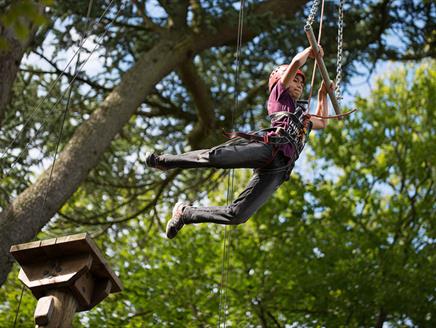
218, 1, 245, 327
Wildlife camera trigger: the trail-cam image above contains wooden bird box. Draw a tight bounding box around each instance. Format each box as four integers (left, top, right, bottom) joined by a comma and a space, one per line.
10, 233, 123, 327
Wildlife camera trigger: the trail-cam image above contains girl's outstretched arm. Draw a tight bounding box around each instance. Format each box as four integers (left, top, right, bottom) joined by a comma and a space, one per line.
280, 46, 323, 87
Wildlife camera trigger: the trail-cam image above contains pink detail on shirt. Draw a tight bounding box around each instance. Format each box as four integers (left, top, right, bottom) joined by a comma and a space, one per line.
267, 81, 297, 159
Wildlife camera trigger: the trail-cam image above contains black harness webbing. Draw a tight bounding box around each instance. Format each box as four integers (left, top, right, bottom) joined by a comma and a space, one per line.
223, 128, 291, 145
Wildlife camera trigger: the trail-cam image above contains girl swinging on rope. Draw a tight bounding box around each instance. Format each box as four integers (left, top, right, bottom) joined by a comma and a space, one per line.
146, 45, 334, 239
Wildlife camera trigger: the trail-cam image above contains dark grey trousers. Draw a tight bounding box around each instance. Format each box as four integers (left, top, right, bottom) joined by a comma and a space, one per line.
156, 140, 294, 225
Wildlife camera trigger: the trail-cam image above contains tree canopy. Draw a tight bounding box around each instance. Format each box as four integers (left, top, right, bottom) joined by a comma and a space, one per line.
0, 0, 435, 327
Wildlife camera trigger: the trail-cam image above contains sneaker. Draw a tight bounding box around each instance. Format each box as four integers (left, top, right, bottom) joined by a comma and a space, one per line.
166, 202, 188, 239
145, 152, 167, 171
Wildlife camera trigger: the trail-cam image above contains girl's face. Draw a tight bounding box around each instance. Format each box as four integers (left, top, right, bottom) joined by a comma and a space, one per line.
287, 75, 305, 100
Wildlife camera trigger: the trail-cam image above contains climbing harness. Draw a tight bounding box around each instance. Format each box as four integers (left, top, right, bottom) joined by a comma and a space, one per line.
224, 101, 312, 159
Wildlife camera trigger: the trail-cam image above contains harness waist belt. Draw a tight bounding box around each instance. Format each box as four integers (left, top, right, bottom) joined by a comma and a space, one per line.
223, 130, 289, 145
223, 128, 300, 152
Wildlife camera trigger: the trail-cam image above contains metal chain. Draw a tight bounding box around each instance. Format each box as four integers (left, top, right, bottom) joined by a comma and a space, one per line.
305, 0, 321, 29
335, 0, 345, 101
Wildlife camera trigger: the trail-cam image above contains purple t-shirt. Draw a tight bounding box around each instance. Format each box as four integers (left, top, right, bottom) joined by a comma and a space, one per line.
267, 81, 297, 159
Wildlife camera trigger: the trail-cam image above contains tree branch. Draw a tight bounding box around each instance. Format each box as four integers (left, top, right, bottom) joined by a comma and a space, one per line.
139, 89, 197, 121
375, 307, 387, 328
189, 0, 205, 33
266, 309, 283, 328
60, 170, 179, 226
85, 176, 155, 189
104, 169, 180, 225
178, 58, 217, 149
131, 0, 166, 33
20, 67, 111, 92
192, 0, 307, 51
157, 0, 189, 29
230, 80, 268, 129
59, 191, 145, 224
0, 3, 44, 127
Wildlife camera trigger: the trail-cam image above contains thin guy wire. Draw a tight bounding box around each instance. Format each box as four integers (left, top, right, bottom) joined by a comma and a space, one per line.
0, 0, 115, 160
219, 6, 245, 324
222, 0, 244, 327
218, 225, 229, 328
13, 285, 25, 328
42, 0, 94, 207
2, 3, 124, 178
226, 0, 245, 321
218, 1, 245, 327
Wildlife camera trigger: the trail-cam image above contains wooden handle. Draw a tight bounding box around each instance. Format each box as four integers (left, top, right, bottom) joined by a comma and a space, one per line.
305, 25, 342, 115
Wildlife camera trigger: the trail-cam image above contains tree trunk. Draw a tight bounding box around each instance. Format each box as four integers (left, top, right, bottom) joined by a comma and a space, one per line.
375, 308, 387, 328
0, 10, 42, 127
0, 0, 307, 287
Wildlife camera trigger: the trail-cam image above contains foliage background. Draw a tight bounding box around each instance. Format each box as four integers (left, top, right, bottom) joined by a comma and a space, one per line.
0, 0, 435, 327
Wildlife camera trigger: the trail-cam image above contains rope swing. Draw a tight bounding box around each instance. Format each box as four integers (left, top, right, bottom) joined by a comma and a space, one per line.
305, 0, 356, 120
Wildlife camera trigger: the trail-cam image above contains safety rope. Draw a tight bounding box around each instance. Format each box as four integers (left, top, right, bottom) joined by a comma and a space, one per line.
218, 1, 245, 327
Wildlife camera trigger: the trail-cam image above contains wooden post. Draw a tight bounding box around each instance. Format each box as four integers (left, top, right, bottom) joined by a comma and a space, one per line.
305, 25, 342, 115
10, 233, 123, 327
33, 291, 78, 328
